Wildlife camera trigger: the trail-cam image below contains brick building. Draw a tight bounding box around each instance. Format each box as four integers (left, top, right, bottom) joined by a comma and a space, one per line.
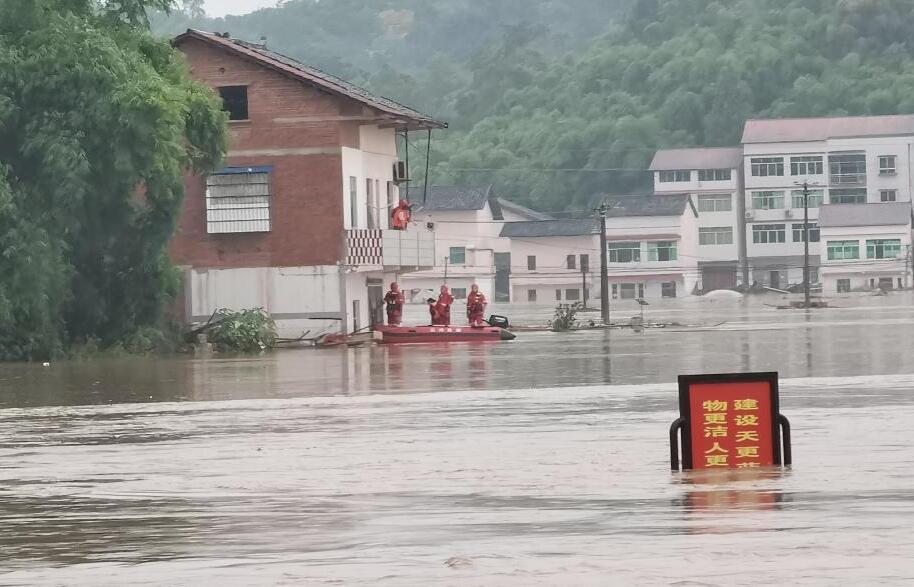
171, 30, 444, 336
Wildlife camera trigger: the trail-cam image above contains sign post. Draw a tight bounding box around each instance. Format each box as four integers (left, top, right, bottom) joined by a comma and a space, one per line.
670, 372, 791, 471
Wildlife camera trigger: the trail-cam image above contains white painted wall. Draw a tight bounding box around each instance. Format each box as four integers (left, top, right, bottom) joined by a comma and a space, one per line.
186, 265, 343, 338
819, 223, 911, 294
742, 135, 914, 266
341, 124, 400, 230
400, 202, 510, 300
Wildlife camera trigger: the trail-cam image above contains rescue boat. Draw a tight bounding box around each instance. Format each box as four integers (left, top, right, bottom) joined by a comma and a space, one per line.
374, 324, 516, 344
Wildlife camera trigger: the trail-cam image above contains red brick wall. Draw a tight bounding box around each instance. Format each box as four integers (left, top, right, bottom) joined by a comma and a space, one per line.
170, 38, 353, 268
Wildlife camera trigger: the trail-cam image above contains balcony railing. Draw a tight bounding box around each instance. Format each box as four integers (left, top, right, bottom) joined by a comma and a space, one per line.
829, 172, 867, 186
344, 228, 435, 269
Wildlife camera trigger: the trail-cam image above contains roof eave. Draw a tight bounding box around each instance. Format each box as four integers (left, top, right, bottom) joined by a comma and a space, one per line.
174, 29, 447, 130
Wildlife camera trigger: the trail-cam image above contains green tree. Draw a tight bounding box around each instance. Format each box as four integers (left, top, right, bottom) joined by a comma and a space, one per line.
0, 0, 226, 359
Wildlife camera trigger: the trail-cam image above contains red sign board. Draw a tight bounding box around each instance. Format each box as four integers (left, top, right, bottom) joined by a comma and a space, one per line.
678, 373, 782, 470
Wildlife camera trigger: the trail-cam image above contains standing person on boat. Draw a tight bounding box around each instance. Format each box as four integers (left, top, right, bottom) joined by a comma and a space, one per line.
432, 285, 454, 325
384, 282, 405, 326
466, 283, 487, 327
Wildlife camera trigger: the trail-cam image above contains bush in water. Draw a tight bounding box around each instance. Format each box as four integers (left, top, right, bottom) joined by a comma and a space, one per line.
208, 308, 277, 353
549, 302, 584, 332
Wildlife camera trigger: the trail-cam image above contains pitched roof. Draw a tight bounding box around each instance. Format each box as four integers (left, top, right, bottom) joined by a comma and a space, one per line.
592, 194, 696, 218
497, 198, 554, 221
818, 202, 912, 228
409, 185, 494, 212
742, 115, 914, 144
500, 218, 598, 238
173, 29, 445, 130
650, 147, 742, 171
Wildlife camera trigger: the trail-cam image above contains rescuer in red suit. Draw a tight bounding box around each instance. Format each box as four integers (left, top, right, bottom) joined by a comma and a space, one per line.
384, 282, 405, 326
466, 283, 487, 327
391, 200, 411, 230
432, 285, 454, 325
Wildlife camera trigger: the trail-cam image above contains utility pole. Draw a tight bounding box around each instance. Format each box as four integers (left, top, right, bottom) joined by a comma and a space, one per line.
582, 266, 587, 309
802, 181, 811, 308
599, 202, 610, 324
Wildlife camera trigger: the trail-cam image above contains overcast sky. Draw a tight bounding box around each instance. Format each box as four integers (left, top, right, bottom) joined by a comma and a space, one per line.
203, 0, 280, 17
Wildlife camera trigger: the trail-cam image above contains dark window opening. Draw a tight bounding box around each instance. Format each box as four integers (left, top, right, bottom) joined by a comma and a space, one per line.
218, 86, 249, 120
567, 254, 576, 270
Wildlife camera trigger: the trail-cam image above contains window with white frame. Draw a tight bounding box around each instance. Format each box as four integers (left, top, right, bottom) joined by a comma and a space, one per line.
827, 240, 860, 260
697, 194, 732, 212
752, 224, 786, 244
699, 226, 734, 245
698, 169, 731, 181
790, 156, 823, 175
879, 155, 897, 175
830, 188, 867, 204
751, 157, 784, 177
791, 222, 820, 243
659, 170, 691, 183
205, 168, 271, 233
752, 191, 785, 210
791, 189, 824, 208
880, 189, 897, 202
866, 239, 902, 259
565, 289, 581, 301
451, 287, 467, 299
608, 242, 641, 263
647, 241, 678, 261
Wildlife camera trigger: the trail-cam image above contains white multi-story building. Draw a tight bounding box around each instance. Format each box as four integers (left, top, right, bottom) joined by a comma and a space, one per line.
500, 219, 597, 304
400, 186, 545, 302
651, 147, 744, 291
601, 195, 700, 299
741, 115, 914, 289
818, 202, 913, 294
502, 195, 700, 303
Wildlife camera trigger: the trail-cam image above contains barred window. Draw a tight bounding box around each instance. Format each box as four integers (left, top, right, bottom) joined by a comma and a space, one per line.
206, 168, 271, 233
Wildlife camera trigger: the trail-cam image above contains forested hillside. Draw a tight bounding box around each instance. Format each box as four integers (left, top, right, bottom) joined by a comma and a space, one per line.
159, 0, 914, 211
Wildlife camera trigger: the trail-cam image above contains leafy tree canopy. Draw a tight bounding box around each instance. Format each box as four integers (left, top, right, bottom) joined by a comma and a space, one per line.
0, 0, 226, 359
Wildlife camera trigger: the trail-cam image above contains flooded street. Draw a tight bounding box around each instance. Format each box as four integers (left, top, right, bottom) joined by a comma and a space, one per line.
2, 295, 914, 585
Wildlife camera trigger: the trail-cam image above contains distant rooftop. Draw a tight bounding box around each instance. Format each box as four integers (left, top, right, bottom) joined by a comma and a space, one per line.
742, 114, 914, 144
409, 186, 496, 213
497, 198, 554, 221
650, 147, 742, 171
500, 218, 597, 238
592, 194, 696, 218
173, 29, 445, 130
818, 202, 913, 228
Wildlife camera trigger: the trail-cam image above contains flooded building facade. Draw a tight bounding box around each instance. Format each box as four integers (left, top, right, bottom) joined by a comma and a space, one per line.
818, 202, 913, 294
741, 115, 914, 290
170, 30, 444, 336
650, 114, 914, 293
499, 219, 597, 304
651, 147, 744, 292
400, 186, 551, 303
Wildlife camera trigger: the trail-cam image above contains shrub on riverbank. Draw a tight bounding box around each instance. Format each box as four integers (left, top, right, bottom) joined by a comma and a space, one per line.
206, 308, 277, 353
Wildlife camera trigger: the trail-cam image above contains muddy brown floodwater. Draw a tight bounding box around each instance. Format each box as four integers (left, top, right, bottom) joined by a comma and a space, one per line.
1, 295, 914, 585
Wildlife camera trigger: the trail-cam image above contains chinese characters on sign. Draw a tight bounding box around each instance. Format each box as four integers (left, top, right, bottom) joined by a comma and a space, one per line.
676, 373, 783, 470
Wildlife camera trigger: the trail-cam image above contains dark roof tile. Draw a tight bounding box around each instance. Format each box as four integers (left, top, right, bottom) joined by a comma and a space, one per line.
174, 30, 445, 130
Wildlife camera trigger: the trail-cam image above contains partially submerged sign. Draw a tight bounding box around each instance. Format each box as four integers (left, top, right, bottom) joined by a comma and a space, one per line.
670, 372, 791, 471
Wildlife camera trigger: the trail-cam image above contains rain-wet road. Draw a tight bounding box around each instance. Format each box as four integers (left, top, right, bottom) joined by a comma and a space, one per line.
2, 295, 914, 585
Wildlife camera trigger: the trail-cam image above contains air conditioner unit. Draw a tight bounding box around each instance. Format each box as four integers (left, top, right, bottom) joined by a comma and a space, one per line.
785, 209, 793, 218
745, 211, 754, 220
392, 161, 409, 183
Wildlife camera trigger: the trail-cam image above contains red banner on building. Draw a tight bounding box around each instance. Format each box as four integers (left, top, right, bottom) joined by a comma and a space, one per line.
675, 373, 784, 470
